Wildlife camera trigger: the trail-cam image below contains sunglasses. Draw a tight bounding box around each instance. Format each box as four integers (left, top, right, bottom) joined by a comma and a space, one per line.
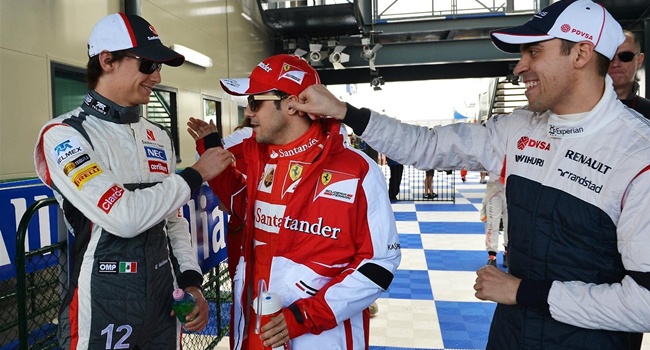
247, 93, 289, 112
125, 54, 163, 74
615, 51, 640, 63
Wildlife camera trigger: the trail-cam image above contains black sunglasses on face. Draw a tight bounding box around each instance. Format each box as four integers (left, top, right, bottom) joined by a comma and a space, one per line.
125, 54, 163, 74
247, 93, 289, 112
615, 51, 640, 63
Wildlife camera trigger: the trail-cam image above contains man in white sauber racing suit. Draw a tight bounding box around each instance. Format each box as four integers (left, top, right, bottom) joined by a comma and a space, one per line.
34, 90, 212, 350
333, 79, 650, 348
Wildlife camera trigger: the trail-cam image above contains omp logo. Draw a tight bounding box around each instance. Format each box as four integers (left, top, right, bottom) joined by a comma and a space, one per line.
52, 137, 84, 164
516, 136, 550, 151
98, 185, 125, 214
72, 163, 103, 189
557, 168, 603, 193
564, 150, 611, 174
148, 160, 169, 174
144, 146, 167, 161
98, 261, 118, 274
63, 154, 91, 176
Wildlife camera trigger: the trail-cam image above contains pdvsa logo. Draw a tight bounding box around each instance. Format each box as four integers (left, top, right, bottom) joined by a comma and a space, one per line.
516, 136, 550, 151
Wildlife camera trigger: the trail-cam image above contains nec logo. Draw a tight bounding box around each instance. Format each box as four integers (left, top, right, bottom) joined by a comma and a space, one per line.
144, 146, 167, 161
516, 136, 550, 151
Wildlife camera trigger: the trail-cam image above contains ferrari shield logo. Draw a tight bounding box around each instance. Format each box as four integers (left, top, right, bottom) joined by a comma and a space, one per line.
264, 168, 275, 187
290, 164, 303, 181
321, 171, 333, 186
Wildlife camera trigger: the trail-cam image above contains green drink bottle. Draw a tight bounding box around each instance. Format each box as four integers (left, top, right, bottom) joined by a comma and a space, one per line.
171, 288, 195, 325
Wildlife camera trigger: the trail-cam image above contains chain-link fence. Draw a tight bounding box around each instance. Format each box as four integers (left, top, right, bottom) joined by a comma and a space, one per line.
7, 198, 230, 350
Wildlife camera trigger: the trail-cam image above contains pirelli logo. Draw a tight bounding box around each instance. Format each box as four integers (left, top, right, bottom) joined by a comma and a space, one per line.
72, 163, 103, 189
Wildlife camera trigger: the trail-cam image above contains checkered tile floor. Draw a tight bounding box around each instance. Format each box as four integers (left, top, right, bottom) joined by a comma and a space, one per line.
210, 171, 649, 350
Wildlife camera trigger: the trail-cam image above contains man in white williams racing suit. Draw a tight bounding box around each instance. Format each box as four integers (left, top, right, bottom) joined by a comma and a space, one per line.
33, 13, 225, 350
291, 1, 650, 348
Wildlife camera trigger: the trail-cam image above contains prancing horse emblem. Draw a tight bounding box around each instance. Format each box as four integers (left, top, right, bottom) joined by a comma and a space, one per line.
290, 164, 303, 181
321, 171, 332, 186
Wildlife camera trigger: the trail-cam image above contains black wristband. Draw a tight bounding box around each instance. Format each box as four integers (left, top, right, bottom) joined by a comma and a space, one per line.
516, 279, 552, 310
204, 132, 222, 149
343, 103, 372, 136
177, 270, 204, 290
288, 303, 305, 324
179, 167, 203, 192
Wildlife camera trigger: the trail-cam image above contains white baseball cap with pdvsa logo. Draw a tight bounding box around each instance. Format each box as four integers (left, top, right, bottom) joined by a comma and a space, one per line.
490, 0, 624, 60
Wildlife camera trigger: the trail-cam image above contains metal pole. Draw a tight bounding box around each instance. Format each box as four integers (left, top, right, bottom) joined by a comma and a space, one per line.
124, 0, 141, 16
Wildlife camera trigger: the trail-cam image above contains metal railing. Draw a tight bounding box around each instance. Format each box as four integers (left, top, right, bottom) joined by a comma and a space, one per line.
11, 198, 230, 350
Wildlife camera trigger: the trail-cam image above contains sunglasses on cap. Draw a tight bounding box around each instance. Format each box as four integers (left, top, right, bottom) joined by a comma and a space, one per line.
247, 93, 289, 112
125, 53, 163, 74
615, 51, 640, 63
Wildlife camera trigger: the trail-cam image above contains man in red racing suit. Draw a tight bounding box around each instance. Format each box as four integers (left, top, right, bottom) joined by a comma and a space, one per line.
188, 54, 401, 350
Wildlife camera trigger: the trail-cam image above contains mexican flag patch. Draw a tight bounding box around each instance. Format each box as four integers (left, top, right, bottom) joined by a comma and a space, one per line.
119, 261, 138, 273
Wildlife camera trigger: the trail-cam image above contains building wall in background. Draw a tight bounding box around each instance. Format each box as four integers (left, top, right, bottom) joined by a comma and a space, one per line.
0, 0, 273, 181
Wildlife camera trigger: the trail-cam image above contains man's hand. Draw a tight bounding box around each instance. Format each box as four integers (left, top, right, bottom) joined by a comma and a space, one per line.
260, 310, 290, 349
474, 265, 521, 305
191, 147, 235, 182
187, 117, 218, 141
181, 286, 209, 332
291, 84, 348, 120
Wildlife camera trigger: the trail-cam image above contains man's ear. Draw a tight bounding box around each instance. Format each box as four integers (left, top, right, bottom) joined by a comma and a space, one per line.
98, 51, 115, 72
286, 95, 300, 116
574, 41, 595, 69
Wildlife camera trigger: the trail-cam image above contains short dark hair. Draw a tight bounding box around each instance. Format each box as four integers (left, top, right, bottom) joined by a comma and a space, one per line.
85, 50, 128, 90
559, 39, 610, 77
273, 91, 290, 110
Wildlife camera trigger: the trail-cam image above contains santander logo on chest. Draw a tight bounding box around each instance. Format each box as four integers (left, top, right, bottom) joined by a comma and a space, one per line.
253, 200, 342, 240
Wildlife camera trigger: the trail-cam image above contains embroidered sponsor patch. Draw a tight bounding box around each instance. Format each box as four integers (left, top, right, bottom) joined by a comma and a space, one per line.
146, 129, 156, 141
314, 170, 358, 203
148, 160, 169, 174
259, 164, 277, 193
253, 200, 286, 234
144, 146, 167, 161
63, 154, 91, 176
119, 261, 138, 273
52, 137, 84, 165
72, 163, 103, 190
97, 185, 125, 214
97, 261, 137, 274
289, 164, 303, 181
